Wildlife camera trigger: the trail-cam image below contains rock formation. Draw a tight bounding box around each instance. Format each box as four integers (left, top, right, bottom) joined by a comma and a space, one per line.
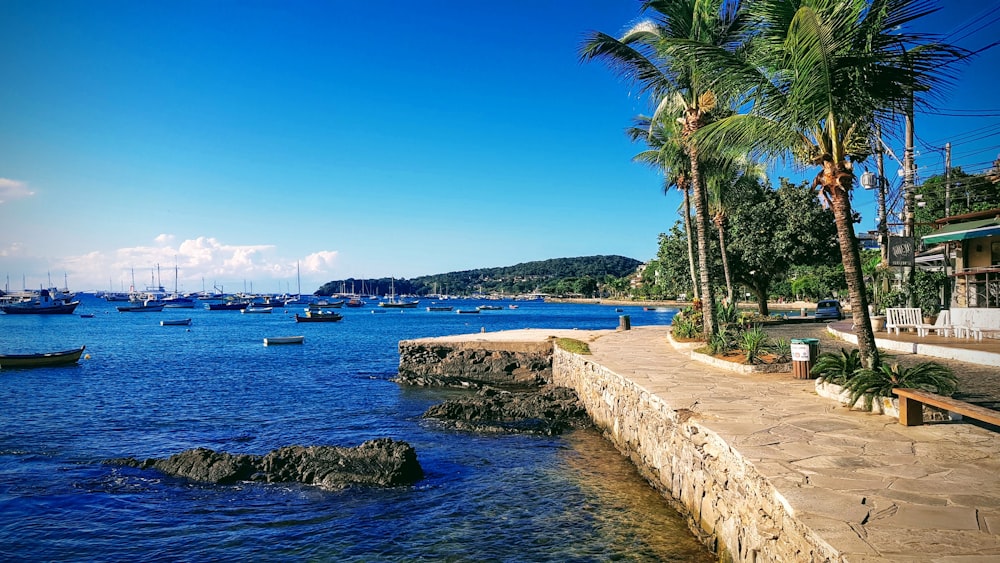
108, 438, 422, 489
396, 341, 552, 387
422, 384, 592, 435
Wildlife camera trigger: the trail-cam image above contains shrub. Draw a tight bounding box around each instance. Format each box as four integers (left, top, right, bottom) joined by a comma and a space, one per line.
671, 309, 704, 340
844, 362, 958, 411
717, 301, 739, 325
708, 325, 735, 356
811, 348, 863, 385
770, 337, 791, 362
739, 325, 769, 364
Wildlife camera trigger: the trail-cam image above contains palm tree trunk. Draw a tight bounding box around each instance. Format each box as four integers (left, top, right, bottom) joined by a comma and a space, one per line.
688, 144, 717, 337
715, 216, 734, 303
829, 183, 880, 370
683, 187, 699, 300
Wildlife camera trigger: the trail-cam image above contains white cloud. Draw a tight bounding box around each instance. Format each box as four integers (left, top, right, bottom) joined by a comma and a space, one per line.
58, 235, 340, 291
0, 242, 25, 257
303, 251, 339, 274
0, 178, 34, 204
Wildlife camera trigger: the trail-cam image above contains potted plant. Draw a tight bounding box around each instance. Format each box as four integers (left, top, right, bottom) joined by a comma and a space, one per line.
912, 270, 946, 324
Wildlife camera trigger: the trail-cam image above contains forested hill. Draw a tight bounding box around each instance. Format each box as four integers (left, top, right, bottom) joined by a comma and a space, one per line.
315, 255, 642, 297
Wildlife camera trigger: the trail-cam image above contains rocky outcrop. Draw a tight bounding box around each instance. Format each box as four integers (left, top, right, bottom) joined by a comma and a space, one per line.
397, 340, 553, 387
422, 384, 592, 435
108, 438, 423, 489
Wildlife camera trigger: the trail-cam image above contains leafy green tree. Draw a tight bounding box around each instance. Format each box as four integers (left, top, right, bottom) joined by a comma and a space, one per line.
914, 167, 1000, 239
698, 0, 963, 369
654, 224, 699, 298
726, 179, 840, 315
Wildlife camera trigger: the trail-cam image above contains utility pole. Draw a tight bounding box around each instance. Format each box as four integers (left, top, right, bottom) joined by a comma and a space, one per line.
945, 142, 951, 217
903, 89, 916, 306
876, 125, 888, 265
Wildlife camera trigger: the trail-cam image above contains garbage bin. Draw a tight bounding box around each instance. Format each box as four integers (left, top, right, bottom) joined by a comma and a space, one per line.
790, 338, 820, 379
619, 315, 631, 331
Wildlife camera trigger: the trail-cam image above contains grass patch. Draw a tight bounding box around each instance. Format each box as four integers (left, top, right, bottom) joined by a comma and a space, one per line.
554, 338, 591, 355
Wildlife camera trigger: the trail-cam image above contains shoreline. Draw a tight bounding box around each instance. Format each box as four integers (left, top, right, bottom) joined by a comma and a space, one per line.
545, 296, 818, 312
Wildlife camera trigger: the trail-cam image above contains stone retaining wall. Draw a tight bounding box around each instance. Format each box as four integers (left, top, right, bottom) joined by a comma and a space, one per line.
552, 347, 841, 562
397, 340, 553, 387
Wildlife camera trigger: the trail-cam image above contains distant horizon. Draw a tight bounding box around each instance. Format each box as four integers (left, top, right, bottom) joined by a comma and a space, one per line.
4, 253, 644, 294
3, 2, 997, 292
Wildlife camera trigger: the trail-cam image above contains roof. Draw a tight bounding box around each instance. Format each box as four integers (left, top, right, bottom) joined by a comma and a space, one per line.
922, 217, 1000, 244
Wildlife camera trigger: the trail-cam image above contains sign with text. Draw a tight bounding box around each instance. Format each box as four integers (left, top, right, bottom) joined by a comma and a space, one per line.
791, 343, 811, 362
887, 236, 915, 267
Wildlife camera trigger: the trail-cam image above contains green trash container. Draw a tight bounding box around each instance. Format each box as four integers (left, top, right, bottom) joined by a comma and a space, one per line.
790, 338, 820, 379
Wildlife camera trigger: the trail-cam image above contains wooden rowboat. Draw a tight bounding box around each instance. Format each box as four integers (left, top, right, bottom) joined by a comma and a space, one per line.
0, 346, 86, 369
264, 336, 304, 345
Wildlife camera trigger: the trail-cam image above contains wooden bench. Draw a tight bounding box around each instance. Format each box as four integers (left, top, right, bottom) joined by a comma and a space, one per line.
885, 307, 923, 335
892, 388, 1000, 427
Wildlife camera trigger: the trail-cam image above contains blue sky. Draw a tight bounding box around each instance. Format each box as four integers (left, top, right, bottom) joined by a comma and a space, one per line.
2, 1, 998, 293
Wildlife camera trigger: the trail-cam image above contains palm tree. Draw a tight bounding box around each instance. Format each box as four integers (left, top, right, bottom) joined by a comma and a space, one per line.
581, 0, 750, 338
695, 0, 963, 369
705, 157, 763, 303
627, 115, 699, 300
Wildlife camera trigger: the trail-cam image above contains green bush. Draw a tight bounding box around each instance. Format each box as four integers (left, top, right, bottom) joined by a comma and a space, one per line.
671, 309, 704, 340
739, 325, 769, 364
717, 301, 739, 325
708, 325, 735, 356
811, 348, 863, 385
844, 362, 958, 411
770, 337, 791, 362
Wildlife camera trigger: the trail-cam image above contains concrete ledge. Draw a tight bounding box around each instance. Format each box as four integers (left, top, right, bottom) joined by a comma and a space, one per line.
667, 331, 792, 374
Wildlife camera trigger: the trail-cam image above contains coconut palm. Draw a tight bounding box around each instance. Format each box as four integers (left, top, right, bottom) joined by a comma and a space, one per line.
627, 115, 699, 300
694, 0, 963, 369
705, 157, 763, 303
581, 0, 751, 338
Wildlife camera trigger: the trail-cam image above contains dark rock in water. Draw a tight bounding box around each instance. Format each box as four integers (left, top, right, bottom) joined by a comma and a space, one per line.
107, 438, 422, 489
423, 384, 592, 435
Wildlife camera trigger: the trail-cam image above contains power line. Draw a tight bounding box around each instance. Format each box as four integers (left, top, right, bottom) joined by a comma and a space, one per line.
941, 1, 1000, 40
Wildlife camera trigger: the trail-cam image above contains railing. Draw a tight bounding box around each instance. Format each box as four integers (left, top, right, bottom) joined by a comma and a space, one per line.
951, 267, 1000, 308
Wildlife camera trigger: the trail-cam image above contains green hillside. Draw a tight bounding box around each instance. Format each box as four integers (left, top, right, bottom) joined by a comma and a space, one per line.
316, 255, 641, 297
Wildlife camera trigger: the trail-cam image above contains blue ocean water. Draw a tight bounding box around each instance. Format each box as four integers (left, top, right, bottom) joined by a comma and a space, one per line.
0, 296, 711, 562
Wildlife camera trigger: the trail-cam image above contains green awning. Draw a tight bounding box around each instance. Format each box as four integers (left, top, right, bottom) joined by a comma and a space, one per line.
922, 217, 1000, 244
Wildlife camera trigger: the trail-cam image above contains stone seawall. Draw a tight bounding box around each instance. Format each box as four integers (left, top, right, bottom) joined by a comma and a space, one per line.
552, 347, 839, 562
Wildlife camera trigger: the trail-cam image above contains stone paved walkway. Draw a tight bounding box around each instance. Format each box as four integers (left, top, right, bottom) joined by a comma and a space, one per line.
584, 326, 1000, 562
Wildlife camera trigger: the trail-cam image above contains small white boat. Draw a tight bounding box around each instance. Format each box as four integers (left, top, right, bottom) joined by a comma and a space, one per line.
161, 318, 192, 326
264, 336, 304, 346
242, 306, 273, 314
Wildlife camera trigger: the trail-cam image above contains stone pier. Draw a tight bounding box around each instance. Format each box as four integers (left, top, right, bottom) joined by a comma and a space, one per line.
398, 326, 1000, 562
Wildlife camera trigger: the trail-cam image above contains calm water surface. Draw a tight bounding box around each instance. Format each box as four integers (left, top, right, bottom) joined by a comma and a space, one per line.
0, 296, 712, 561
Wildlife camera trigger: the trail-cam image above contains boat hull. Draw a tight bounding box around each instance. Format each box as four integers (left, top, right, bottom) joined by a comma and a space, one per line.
161, 319, 192, 326
295, 313, 343, 323
0, 346, 86, 369
207, 302, 248, 310
1, 301, 80, 314
117, 304, 165, 312
378, 302, 419, 309
264, 336, 304, 345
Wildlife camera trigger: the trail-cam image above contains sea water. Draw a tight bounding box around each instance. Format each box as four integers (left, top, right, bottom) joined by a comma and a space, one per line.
0, 296, 711, 561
